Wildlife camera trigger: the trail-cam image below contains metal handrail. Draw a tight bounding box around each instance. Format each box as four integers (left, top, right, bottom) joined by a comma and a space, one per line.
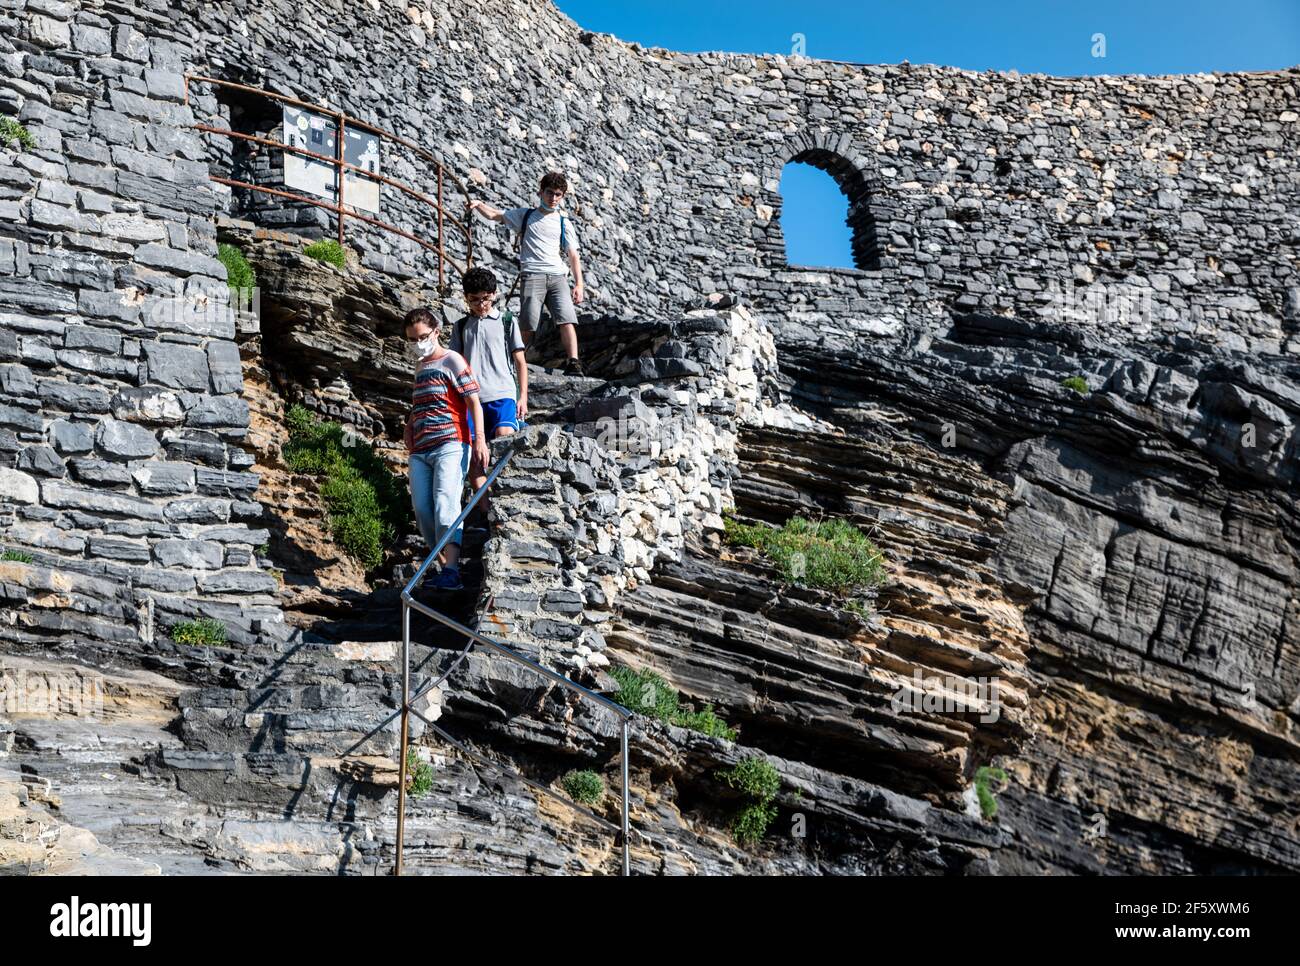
184, 75, 473, 293
395, 446, 635, 876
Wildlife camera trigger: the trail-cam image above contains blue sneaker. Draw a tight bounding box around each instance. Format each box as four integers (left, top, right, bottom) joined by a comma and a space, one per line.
431, 566, 463, 591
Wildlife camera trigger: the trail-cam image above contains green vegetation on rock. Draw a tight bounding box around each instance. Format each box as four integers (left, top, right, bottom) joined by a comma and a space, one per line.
609, 664, 738, 741
405, 747, 433, 798
561, 769, 605, 806
0, 117, 35, 152
719, 756, 781, 847
724, 514, 886, 601
721, 755, 781, 802
169, 618, 228, 647
974, 765, 1008, 821
283, 404, 406, 570
1061, 375, 1090, 395
1, 549, 34, 563
217, 242, 256, 300
731, 801, 779, 847
671, 704, 736, 740
303, 239, 346, 269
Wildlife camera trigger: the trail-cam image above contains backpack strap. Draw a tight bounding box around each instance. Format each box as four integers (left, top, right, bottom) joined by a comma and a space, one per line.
517, 208, 569, 261
516, 208, 536, 262
503, 313, 518, 357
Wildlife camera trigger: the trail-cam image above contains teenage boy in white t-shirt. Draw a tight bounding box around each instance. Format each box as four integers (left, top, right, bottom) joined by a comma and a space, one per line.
467, 171, 586, 376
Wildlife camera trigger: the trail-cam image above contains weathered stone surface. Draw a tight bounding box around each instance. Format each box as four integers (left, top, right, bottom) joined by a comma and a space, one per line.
96, 417, 159, 460
131, 461, 196, 495
154, 539, 224, 570
145, 342, 209, 391
197, 570, 278, 594
0, 467, 39, 505
17, 445, 64, 478
48, 418, 94, 455
41, 481, 165, 521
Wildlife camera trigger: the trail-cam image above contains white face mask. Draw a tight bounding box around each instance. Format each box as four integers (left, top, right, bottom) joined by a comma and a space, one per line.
415, 334, 437, 358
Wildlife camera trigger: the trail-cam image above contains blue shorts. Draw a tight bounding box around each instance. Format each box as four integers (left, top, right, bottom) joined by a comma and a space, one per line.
475, 398, 518, 439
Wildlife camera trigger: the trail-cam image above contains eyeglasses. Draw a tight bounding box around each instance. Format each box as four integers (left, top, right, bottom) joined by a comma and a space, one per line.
465, 293, 496, 304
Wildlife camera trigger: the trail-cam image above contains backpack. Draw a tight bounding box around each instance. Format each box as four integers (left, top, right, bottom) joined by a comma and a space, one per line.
517, 207, 569, 262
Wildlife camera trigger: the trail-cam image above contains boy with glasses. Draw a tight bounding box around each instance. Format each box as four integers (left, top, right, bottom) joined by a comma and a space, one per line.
450, 267, 526, 515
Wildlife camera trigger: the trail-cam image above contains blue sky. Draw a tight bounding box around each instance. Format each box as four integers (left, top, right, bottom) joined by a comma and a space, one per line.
554, 0, 1299, 267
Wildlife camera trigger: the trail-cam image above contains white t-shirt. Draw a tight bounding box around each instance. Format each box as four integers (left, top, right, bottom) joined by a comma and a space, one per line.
503, 207, 578, 276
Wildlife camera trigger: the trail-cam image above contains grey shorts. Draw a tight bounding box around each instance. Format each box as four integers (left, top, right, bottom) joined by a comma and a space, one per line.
519, 272, 578, 334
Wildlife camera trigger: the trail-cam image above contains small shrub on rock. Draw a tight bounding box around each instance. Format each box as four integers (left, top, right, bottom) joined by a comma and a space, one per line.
974, 765, 1008, 820
0, 117, 35, 152
405, 747, 433, 798
283, 404, 406, 570
561, 769, 605, 806
732, 801, 778, 847
610, 665, 737, 740
724, 514, 885, 603
169, 618, 227, 647
719, 755, 781, 847
303, 239, 346, 269
217, 243, 256, 300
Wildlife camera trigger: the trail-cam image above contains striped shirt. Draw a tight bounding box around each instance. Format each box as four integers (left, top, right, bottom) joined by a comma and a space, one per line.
408, 350, 479, 453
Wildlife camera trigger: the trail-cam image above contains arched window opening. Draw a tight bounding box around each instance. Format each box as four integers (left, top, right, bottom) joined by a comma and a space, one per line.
780, 162, 853, 269
776, 148, 882, 271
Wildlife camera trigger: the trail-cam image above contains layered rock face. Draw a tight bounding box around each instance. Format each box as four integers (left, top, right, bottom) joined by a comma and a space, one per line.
770, 314, 1300, 872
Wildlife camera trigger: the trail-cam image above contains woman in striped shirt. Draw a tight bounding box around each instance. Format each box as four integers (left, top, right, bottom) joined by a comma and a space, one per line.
403, 307, 490, 590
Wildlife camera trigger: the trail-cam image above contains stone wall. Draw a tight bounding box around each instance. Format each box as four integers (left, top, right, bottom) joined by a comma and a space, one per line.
0, 0, 285, 671
171, 0, 1298, 352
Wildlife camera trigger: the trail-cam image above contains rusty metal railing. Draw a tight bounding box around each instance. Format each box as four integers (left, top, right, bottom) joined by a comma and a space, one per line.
184, 76, 472, 293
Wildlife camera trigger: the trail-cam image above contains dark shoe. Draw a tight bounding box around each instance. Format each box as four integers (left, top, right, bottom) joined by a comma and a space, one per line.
431, 566, 463, 591
563, 357, 585, 377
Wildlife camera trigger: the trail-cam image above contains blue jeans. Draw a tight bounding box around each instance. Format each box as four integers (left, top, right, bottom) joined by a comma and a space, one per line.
409, 441, 470, 552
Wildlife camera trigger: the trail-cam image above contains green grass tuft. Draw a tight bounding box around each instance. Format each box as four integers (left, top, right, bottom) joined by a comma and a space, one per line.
303, 239, 346, 269
1061, 375, 1089, 395
283, 404, 406, 570
719, 756, 781, 847
169, 618, 227, 647
405, 747, 433, 798
1, 549, 34, 563
610, 665, 680, 720
672, 704, 738, 741
974, 765, 1008, 820
609, 665, 737, 740
0, 117, 35, 152
724, 514, 886, 602
561, 769, 605, 806
217, 243, 256, 300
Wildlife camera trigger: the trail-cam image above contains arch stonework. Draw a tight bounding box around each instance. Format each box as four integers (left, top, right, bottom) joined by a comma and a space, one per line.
759, 131, 892, 273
